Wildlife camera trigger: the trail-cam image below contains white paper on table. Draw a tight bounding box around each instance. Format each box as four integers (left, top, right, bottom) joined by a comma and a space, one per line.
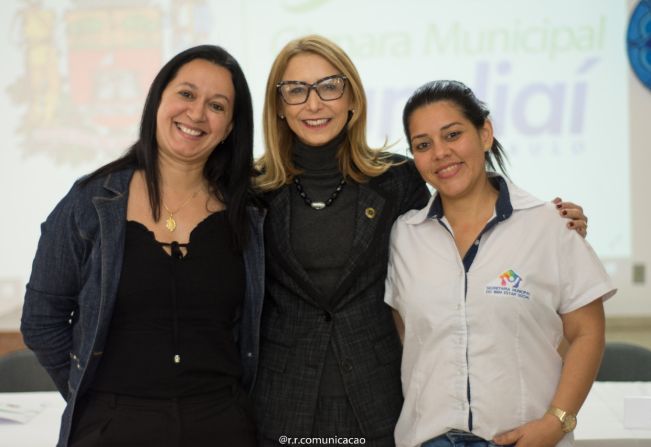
0, 401, 45, 424
623, 395, 651, 430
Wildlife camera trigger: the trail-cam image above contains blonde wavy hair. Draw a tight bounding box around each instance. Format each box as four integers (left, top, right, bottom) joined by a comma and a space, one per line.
255, 34, 394, 191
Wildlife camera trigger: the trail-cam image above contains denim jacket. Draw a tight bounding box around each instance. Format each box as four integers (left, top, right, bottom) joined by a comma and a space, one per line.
21, 167, 265, 447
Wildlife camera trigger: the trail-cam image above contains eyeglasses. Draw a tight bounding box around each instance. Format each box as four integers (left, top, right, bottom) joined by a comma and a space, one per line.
276, 74, 348, 105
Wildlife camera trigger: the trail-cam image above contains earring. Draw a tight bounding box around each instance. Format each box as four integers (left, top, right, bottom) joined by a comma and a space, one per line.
279, 114, 285, 120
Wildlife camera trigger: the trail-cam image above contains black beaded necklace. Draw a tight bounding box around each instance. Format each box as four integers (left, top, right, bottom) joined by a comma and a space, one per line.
293, 176, 346, 210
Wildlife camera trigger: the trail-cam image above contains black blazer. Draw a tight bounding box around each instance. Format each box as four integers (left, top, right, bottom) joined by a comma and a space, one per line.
254, 156, 429, 441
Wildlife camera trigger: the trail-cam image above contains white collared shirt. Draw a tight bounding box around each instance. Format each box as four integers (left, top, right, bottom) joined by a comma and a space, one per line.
385, 179, 616, 447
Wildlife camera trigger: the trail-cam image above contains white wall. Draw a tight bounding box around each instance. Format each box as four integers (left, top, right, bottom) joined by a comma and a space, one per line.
0, 0, 648, 327
618, 0, 651, 316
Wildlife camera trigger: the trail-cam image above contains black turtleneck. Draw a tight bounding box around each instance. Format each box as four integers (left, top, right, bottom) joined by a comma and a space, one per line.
290, 134, 358, 302
290, 132, 358, 397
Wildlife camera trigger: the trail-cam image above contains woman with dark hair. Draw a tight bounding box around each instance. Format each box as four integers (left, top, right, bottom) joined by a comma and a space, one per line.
253, 35, 588, 446
385, 80, 616, 447
21, 45, 264, 447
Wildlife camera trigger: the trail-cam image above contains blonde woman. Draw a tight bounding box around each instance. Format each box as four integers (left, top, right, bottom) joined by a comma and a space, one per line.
253, 35, 587, 446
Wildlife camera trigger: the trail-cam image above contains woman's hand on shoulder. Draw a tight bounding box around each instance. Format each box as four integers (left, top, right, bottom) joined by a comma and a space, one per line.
553, 197, 588, 238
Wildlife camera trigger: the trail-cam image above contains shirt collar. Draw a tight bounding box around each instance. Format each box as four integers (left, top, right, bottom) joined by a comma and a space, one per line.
405, 173, 544, 225
101, 167, 134, 196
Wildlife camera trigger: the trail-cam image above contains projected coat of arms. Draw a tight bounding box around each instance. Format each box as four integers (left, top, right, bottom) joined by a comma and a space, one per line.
7, 0, 210, 165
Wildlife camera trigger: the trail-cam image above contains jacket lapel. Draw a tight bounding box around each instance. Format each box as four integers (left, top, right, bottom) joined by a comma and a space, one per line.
266, 186, 323, 307
92, 171, 131, 340
330, 181, 387, 310
348, 184, 386, 275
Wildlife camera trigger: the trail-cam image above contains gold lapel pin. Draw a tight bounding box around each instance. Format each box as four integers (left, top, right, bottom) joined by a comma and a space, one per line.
365, 207, 376, 219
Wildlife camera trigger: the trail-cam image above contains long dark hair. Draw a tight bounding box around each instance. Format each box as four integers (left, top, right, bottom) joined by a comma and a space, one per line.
402, 80, 508, 175
83, 45, 255, 250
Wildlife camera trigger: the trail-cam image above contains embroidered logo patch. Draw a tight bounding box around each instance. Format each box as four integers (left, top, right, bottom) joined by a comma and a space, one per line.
485, 269, 531, 299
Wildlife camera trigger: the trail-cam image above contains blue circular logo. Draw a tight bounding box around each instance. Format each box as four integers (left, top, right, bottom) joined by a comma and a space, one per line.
627, 0, 651, 90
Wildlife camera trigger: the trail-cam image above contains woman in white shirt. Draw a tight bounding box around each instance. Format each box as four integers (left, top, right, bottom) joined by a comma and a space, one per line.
385, 80, 616, 447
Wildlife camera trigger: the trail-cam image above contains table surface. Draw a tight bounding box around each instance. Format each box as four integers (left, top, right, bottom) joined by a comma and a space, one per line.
0, 382, 649, 447
574, 381, 651, 447
0, 391, 64, 447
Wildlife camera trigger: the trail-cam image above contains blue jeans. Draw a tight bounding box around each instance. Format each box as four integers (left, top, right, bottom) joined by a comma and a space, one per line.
422, 430, 514, 447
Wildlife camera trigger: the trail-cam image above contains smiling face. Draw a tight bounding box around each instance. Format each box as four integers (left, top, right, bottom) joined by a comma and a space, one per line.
156, 58, 235, 165
279, 53, 352, 146
409, 100, 493, 201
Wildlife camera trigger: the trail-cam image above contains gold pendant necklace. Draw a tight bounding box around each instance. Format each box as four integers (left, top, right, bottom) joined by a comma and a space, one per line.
162, 190, 199, 232
165, 214, 177, 232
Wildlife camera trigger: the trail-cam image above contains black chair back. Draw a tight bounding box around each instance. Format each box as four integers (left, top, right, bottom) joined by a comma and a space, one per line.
0, 349, 57, 392
596, 341, 651, 381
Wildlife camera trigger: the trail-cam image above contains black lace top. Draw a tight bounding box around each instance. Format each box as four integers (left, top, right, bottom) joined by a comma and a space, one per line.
90, 211, 245, 398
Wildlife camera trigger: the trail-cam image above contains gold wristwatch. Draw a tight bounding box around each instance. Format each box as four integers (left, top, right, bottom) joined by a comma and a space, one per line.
546, 406, 577, 433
